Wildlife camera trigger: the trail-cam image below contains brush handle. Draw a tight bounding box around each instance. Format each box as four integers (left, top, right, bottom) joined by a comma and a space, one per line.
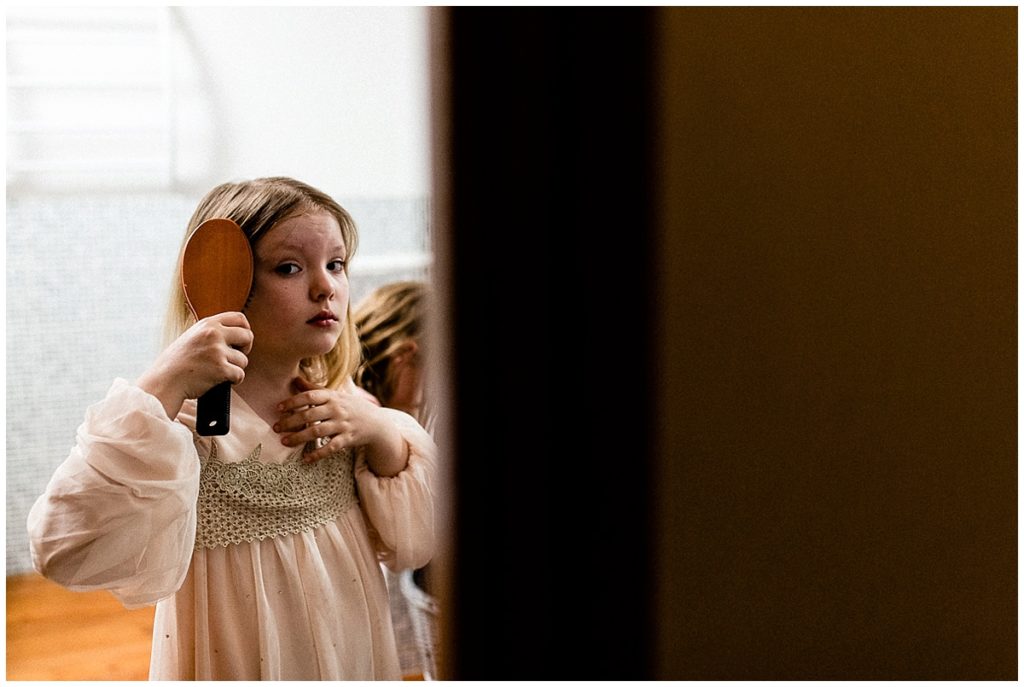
196, 381, 232, 436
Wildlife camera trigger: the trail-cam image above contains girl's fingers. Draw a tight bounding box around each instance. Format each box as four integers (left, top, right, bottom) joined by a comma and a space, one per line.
302, 447, 331, 464
280, 421, 333, 448
205, 312, 253, 353
274, 407, 330, 433
213, 311, 250, 328
225, 348, 248, 370
273, 386, 360, 455
224, 327, 255, 354
277, 393, 309, 413
291, 375, 321, 393
302, 434, 347, 464
279, 400, 332, 426
278, 390, 331, 413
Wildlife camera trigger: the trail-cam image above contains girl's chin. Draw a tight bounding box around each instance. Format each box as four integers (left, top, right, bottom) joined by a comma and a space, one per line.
303, 339, 340, 358
271, 337, 340, 363
310, 332, 343, 355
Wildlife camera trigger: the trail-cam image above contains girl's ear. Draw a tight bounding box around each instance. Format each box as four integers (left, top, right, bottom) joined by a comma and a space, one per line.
393, 340, 419, 366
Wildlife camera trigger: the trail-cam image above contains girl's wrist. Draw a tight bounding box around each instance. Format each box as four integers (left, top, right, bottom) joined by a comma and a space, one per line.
363, 410, 408, 477
136, 369, 187, 420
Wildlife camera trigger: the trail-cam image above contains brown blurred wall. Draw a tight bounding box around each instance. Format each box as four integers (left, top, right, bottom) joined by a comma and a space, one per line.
654, 8, 1016, 679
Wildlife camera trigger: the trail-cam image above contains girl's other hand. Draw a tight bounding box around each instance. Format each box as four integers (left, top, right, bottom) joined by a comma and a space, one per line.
138, 312, 253, 419
275, 376, 400, 468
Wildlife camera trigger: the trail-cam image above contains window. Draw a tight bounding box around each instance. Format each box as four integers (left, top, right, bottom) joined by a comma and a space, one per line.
7, 6, 175, 192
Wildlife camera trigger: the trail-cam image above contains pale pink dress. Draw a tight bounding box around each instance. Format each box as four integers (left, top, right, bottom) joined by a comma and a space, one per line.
27, 378, 436, 680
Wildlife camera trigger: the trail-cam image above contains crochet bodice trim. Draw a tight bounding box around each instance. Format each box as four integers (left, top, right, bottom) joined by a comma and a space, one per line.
194, 438, 358, 550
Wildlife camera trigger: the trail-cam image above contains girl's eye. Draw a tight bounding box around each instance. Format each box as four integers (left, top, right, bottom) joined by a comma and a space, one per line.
328, 259, 347, 272
275, 263, 300, 275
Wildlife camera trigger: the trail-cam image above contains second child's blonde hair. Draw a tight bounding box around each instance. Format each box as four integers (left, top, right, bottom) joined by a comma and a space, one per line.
165, 176, 361, 389
353, 280, 427, 411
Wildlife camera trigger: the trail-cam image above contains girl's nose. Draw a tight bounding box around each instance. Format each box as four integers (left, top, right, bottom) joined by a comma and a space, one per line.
310, 269, 335, 301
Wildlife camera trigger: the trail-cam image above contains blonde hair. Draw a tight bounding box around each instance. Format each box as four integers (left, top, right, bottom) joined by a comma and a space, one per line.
165, 176, 361, 389
353, 280, 428, 414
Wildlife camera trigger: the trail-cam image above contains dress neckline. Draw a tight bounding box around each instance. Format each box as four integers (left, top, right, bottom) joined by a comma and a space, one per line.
223, 389, 296, 463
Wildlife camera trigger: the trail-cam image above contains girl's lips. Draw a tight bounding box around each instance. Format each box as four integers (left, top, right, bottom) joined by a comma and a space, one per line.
307, 311, 338, 326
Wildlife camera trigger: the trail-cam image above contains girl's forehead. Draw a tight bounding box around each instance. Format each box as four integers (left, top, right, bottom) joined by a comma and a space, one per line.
257, 212, 346, 253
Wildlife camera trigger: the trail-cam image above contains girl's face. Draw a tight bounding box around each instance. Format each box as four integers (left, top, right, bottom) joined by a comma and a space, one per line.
388, 342, 424, 415
245, 211, 349, 369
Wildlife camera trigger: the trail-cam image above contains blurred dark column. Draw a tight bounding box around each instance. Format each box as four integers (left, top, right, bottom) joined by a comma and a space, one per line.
430, 7, 657, 680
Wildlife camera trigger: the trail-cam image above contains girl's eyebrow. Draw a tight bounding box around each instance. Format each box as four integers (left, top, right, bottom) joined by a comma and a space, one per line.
260, 241, 347, 256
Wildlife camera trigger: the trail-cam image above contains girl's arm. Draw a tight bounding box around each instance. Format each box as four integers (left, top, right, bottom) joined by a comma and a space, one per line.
28, 313, 251, 607
27, 379, 201, 608
354, 407, 437, 570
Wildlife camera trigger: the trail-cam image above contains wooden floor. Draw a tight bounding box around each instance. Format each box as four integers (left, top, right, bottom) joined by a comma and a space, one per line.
6, 573, 154, 681
7, 572, 429, 680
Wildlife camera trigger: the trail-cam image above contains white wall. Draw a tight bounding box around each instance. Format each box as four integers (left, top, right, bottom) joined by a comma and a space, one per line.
173, 6, 430, 198
6, 6, 430, 199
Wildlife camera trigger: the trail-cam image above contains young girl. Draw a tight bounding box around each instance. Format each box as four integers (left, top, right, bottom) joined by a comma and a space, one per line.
353, 281, 439, 679
27, 177, 436, 680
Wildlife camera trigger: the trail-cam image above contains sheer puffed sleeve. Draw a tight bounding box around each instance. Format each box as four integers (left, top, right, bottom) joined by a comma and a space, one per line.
354, 408, 436, 572
27, 378, 200, 608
